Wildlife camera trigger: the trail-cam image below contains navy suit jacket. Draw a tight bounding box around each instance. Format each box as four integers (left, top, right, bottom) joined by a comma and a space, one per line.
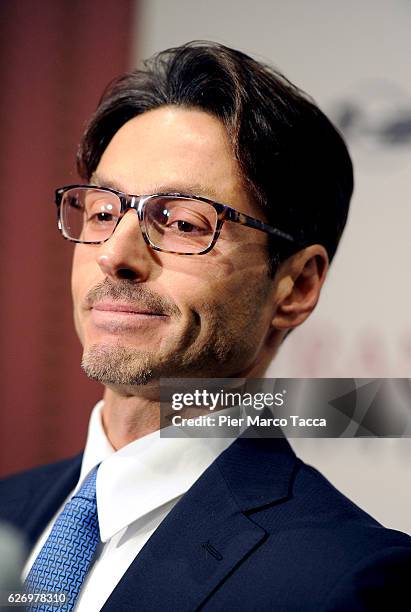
1, 436, 410, 611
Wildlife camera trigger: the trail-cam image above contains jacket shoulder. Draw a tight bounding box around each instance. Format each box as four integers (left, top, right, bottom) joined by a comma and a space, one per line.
208, 456, 411, 610
289, 458, 410, 547
0, 455, 82, 536
0, 455, 82, 499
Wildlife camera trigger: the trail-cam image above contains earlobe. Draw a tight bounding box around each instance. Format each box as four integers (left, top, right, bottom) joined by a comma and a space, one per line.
271, 245, 329, 331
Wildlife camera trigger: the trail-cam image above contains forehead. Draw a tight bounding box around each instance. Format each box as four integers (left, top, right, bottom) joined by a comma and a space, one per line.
95, 106, 254, 215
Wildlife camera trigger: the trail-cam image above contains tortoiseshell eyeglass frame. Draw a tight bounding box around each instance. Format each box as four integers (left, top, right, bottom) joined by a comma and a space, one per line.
55, 184, 299, 256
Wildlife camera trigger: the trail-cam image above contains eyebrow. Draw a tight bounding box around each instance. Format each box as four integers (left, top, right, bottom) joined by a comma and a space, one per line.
90, 173, 221, 201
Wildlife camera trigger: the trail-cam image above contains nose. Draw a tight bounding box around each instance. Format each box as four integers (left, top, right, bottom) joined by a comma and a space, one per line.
96, 210, 154, 281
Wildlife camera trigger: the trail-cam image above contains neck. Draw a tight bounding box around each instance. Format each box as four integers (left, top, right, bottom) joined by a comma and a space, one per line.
101, 386, 161, 450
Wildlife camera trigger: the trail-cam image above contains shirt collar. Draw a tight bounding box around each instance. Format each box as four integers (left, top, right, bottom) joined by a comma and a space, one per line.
78, 400, 115, 486
79, 401, 234, 542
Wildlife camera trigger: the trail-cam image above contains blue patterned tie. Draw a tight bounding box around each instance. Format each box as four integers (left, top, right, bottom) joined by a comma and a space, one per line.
25, 466, 100, 611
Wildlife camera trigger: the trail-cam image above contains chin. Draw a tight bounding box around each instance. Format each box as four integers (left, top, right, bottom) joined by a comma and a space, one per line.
81, 342, 155, 386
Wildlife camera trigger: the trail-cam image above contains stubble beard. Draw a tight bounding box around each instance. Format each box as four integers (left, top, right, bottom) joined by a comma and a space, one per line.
80, 278, 183, 386
81, 343, 156, 386
81, 331, 234, 387
79, 271, 273, 386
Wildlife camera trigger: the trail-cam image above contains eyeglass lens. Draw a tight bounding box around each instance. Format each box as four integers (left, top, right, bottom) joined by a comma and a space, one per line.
60, 187, 219, 254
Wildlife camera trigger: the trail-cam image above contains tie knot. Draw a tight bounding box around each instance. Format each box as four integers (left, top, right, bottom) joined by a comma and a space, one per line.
72, 465, 98, 503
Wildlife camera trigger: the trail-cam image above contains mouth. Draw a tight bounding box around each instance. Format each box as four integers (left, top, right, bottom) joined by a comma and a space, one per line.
92, 301, 168, 316
89, 301, 170, 331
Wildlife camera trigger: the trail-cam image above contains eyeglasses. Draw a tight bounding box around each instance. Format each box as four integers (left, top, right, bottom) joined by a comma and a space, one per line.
55, 185, 297, 255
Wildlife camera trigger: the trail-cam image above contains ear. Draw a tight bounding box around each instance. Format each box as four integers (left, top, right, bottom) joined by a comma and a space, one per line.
271, 245, 329, 331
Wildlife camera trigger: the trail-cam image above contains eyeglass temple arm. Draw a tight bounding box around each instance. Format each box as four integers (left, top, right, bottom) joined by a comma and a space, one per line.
225, 208, 296, 244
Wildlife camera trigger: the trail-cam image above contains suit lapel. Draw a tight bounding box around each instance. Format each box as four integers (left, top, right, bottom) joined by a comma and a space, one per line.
102, 436, 297, 611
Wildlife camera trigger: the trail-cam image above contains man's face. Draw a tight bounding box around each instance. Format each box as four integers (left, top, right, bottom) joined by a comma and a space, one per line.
71, 106, 283, 388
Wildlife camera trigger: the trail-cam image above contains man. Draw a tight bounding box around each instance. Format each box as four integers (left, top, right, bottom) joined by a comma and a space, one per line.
1, 41, 410, 611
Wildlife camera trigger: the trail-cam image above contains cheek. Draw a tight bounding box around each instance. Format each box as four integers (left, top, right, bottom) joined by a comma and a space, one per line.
71, 248, 97, 341
71, 249, 85, 309
71, 252, 84, 340
71, 246, 97, 298
184, 267, 273, 334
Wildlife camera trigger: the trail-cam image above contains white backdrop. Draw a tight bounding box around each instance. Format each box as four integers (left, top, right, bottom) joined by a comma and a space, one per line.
135, 0, 411, 532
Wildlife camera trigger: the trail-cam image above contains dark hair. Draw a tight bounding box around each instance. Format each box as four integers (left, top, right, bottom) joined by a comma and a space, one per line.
78, 41, 353, 270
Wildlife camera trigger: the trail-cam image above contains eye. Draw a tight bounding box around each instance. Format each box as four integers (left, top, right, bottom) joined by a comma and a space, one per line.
87, 211, 116, 223
85, 199, 119, 225
167, 218, 207, 234
151, 202, 213, 235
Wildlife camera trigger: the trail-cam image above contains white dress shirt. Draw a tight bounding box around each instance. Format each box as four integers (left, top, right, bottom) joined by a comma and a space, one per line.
23, 401, 234, 611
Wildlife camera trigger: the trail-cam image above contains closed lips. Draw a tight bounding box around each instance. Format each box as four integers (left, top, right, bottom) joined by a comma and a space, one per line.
92, 302, 167, 316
